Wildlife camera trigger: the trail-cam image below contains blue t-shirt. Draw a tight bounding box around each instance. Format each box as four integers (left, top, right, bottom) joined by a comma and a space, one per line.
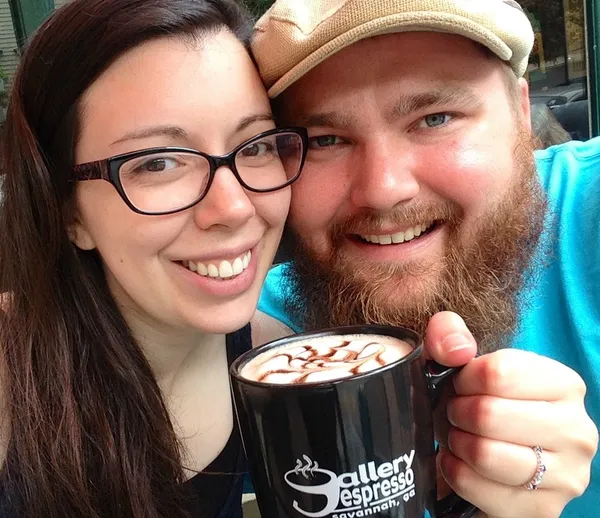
258, 138, 600, 516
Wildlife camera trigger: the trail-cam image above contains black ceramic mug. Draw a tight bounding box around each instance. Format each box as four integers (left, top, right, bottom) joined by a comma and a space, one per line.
230, 325, 476, 518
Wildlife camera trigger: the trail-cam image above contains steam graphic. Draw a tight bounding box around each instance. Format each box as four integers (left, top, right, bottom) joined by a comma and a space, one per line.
284, 454, 340, 517
294, 455, 320, 479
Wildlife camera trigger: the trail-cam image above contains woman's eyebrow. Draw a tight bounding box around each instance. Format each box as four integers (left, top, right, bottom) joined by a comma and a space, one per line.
111, 125, 189, 146
235, 113, 275, 132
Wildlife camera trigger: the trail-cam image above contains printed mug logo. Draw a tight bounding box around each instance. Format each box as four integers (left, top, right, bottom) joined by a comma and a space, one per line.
284, 452, 417, 518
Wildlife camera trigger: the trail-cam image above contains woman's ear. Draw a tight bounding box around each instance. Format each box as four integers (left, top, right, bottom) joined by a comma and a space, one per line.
67, 217, 96, 251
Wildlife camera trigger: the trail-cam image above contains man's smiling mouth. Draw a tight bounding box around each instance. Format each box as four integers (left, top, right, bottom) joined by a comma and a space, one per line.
354, 221, 439, 245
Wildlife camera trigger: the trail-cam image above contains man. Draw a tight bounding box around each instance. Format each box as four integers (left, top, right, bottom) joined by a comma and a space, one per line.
252, 0, 599, 516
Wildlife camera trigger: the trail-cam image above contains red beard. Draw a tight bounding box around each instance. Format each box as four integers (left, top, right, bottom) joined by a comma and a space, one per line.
282, 129, 548, 353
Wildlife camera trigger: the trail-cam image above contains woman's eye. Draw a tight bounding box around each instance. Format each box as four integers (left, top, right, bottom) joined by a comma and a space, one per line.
308, 135, 344, 149
418, 113, 453, 129
140, 157, 179, 172
241, 142, 273, 157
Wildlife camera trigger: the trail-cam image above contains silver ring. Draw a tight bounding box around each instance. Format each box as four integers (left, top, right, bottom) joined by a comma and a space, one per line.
524, 445, 547, 490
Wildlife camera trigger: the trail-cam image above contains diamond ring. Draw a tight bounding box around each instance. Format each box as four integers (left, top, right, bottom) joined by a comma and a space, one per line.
524, 445, 547, 490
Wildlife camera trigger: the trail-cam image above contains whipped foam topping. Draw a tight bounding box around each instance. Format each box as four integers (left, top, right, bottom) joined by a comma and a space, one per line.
241, 334, 412, 384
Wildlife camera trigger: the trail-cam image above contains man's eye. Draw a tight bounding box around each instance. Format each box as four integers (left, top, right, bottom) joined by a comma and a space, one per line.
308, 135, 344, 148
418, 113, 453, 129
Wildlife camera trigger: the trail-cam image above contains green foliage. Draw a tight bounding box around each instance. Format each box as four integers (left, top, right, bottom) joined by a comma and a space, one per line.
520, 0, 577, 62
242, 0, 274, 17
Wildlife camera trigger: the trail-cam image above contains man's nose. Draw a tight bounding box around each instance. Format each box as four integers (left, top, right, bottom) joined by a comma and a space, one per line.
193, 166, 255, 230
349, 137, 420, 211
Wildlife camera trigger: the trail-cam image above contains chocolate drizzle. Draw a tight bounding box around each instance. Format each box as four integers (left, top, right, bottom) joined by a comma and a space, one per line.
254, 339, 397, 384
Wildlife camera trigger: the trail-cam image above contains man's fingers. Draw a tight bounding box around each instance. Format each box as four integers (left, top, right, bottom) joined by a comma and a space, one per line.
452, 349, 587, 401
424, 312, 477, 365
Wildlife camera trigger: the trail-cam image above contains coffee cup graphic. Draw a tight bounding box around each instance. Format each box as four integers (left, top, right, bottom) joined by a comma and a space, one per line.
284, 455, 340, 517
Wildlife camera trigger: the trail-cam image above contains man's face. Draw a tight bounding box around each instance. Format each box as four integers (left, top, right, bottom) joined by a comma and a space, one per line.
278, 32, 547, 350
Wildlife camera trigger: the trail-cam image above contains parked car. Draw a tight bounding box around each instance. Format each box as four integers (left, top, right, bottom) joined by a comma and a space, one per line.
529, 82, 590, 141
529, 83, 587, 109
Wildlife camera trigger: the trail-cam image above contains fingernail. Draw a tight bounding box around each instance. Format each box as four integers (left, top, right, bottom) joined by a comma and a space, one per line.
447, 404, 457, 426
438, 449, 451, 479
441, 333, 473, 353
447, 429, 455, 453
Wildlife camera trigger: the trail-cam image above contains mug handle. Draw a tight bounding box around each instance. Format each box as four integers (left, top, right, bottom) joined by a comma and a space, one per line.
425, 362, 479, 518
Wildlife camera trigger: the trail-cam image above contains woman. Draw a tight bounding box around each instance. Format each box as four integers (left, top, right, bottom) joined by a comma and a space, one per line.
0, 0, 306, 516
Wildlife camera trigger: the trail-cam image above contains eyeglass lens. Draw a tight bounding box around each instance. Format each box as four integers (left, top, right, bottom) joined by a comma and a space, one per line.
118, 132, 303, 214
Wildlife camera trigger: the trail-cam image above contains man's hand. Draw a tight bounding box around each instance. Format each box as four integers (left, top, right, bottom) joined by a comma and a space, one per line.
424, 312, 599, 518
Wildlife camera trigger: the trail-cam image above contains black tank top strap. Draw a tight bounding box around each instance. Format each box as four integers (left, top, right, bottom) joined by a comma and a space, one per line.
214, 462, 245, 518
226, 324, 252, 366
211, 324, 252, 518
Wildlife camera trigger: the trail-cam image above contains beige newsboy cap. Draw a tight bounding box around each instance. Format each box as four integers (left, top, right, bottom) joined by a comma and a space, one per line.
253, 0, 535, 98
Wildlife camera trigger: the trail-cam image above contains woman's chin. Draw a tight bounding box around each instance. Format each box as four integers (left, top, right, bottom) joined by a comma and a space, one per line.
184, 300, 258, 336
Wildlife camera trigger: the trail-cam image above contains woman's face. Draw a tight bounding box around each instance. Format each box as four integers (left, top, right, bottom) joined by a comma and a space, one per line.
72, 31, 290, 336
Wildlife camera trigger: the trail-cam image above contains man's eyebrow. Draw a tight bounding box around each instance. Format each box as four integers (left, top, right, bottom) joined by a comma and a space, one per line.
286, 89, 480, 129
111, 125, 189, 146
389, 87, 482, 121
290, 111, 357, 129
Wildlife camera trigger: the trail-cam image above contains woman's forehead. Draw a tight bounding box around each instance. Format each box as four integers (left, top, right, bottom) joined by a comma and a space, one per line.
76, 32, 269, 161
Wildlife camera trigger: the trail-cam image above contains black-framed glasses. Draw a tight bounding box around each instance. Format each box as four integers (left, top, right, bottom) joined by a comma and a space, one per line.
70, 127, 308, 215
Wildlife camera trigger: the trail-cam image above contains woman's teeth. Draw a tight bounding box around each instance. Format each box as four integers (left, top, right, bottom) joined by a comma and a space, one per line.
360, 223, 432, 245
185, 251, 251, 279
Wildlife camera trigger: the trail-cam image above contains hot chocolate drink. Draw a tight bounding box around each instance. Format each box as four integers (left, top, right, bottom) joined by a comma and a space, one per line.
241, 334, 413, 384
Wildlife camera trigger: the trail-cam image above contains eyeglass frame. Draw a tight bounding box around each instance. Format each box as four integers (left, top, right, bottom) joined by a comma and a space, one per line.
70, 126, 309, 216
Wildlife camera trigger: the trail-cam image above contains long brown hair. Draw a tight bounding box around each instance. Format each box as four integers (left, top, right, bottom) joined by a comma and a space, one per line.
0, 0, 252, 516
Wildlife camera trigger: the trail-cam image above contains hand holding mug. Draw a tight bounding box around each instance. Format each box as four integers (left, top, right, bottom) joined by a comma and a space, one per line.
424, 312, 599, 518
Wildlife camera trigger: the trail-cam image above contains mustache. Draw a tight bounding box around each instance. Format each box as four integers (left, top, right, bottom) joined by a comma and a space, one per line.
328, 201, 462, 241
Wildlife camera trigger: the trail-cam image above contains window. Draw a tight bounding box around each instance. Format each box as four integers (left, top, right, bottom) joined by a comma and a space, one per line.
523, 0, 591, 144
9, 0, 55, 49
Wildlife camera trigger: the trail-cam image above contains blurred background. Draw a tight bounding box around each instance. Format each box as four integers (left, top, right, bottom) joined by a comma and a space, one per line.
0, 0, 597, 145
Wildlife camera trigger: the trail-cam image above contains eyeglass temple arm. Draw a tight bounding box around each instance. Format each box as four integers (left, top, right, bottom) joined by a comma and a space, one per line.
71, 161, 110, 181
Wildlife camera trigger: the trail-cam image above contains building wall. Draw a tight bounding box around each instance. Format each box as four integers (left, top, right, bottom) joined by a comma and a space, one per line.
0, 0, 21, 79
0, 0, 68, 81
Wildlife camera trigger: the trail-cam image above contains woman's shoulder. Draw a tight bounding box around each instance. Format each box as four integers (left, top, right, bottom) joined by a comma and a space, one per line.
251, 310, 294, 348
